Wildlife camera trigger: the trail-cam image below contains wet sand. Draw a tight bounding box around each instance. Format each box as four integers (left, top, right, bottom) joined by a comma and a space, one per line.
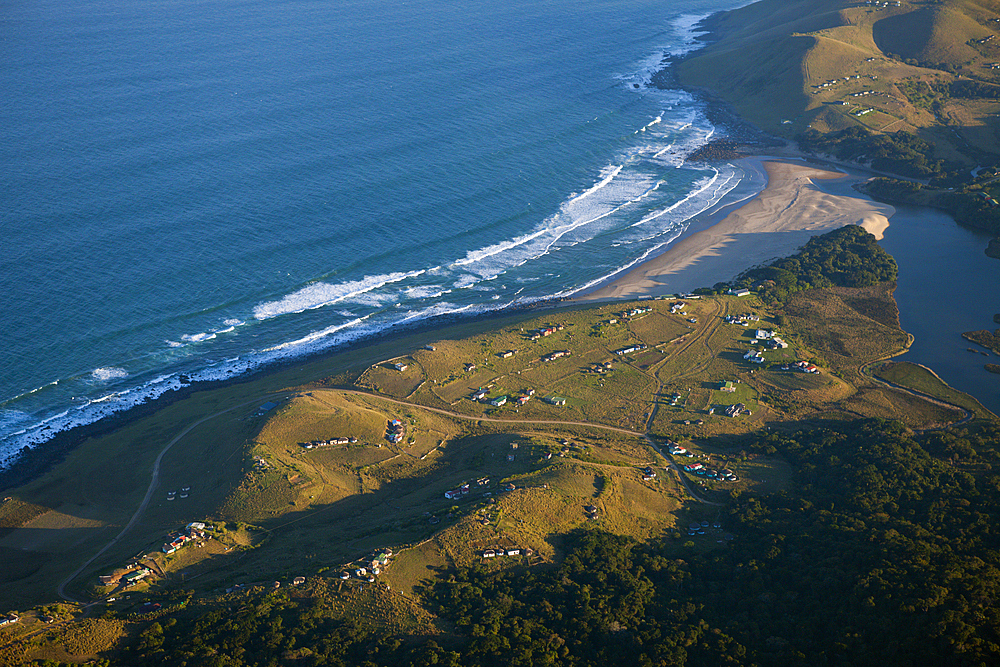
576, 159, 894, 301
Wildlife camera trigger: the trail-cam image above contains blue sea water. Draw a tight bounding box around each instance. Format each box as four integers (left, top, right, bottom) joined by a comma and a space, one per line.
1, 0, 758, 466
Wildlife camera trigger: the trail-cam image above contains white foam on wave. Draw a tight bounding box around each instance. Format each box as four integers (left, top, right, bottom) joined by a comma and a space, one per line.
92, 367, 128, 381
253, 270, 425, 320
263, 315, 373, 352
403, 285, 447, 300
630, 167, 723, 228
182, 332, 217, 343
452, 161, 663, 285
165, 340, 183, 348
561, 225, 689, 299
567, 164, 623, 205
0, 7, 747, 473
224, 318, 244, 327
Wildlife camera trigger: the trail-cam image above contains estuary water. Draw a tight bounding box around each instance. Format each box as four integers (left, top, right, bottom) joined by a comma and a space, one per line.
879, 208, 1000, 416
1, 0, 760, 466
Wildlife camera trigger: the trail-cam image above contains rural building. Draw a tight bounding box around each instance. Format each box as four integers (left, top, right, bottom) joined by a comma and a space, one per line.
725, 403, 746, 417
490, 395, 507, 407
394, 363, 408, 371
728, 288, 751, 297
546, 396, 566, 406
720, 381, 736, 393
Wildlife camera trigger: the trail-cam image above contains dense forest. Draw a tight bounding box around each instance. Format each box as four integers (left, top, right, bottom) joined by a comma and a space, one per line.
115, 419, 1000, 666
797, 127, 954, 182
735, 225, 897, 303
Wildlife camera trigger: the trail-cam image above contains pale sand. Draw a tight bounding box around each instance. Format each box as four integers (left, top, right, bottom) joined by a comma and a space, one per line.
577, 160, 894, 301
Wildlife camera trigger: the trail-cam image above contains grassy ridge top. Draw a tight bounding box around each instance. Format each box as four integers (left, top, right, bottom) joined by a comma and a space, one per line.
678, 0, 1000, 161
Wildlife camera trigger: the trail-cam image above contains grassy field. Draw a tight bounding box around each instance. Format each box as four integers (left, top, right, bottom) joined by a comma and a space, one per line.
874, 360, 995, 418
0, 287, 990, 627
675, 0, 1000, 163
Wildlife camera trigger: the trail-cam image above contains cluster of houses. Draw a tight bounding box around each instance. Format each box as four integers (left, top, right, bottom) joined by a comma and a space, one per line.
978, 35, 996, 45
541, 350, 571, 362
641, 466, 657, 481
163, 522, 208, 554
98, 565, 152, 588
687, 520, 723, 537
386, 419, 406, 444
482, 547, 521, 559
852, 107, 875, 117
615, 344, 647, 356
586, 361, 614, 374
849, 89, 879, 98
781, 361, 820, 374
724, 403, 748, 417
812, 74, 863, 92
471, 388, 534, 407
621, 307, 651, 318
584, 504, 600, 520
667, 442, 690, 456
682, 462, 738, 483
670, 301, 687, 314
863, 0, 901, 6
340, 549, 393, 583
446, 479, 515, 500
753, 329, 788, 349
744, 349, 765, 364
444, 482, 472, 500
528, 324, 565, 340
166, 486, 191, 501
301, 436, 358, 449
724, 312, 760, 326
0, 614, 19, 628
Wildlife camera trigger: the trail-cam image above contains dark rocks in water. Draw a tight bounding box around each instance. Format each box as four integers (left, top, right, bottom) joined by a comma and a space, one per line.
633, 83, 640, 88
686, 139, 747, 162
993, 313, 1000, 325
987, 237, 1000, 260
986, 363, 1000, 374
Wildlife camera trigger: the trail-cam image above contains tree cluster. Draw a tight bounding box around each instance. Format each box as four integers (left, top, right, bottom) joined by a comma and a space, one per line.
119, 419, 1000, 666
735, 225, 897, 303
797, 127, 952, 181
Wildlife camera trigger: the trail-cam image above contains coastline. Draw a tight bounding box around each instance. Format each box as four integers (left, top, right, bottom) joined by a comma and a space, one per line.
0, 298, 565, 492
575, 158, 895, 301
0, 159, 898, 494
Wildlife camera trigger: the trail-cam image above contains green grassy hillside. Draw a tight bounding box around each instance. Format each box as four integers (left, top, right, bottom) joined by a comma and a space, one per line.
677, 0, 1000, 163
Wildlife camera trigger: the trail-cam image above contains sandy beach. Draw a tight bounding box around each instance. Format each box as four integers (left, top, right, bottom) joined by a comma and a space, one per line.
576, 159, 895, 301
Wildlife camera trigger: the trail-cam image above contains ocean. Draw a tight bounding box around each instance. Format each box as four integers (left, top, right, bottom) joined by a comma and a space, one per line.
1, 0, 763, 467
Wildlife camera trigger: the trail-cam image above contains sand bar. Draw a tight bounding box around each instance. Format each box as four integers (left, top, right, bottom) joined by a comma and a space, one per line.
576, 160, 894, 301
